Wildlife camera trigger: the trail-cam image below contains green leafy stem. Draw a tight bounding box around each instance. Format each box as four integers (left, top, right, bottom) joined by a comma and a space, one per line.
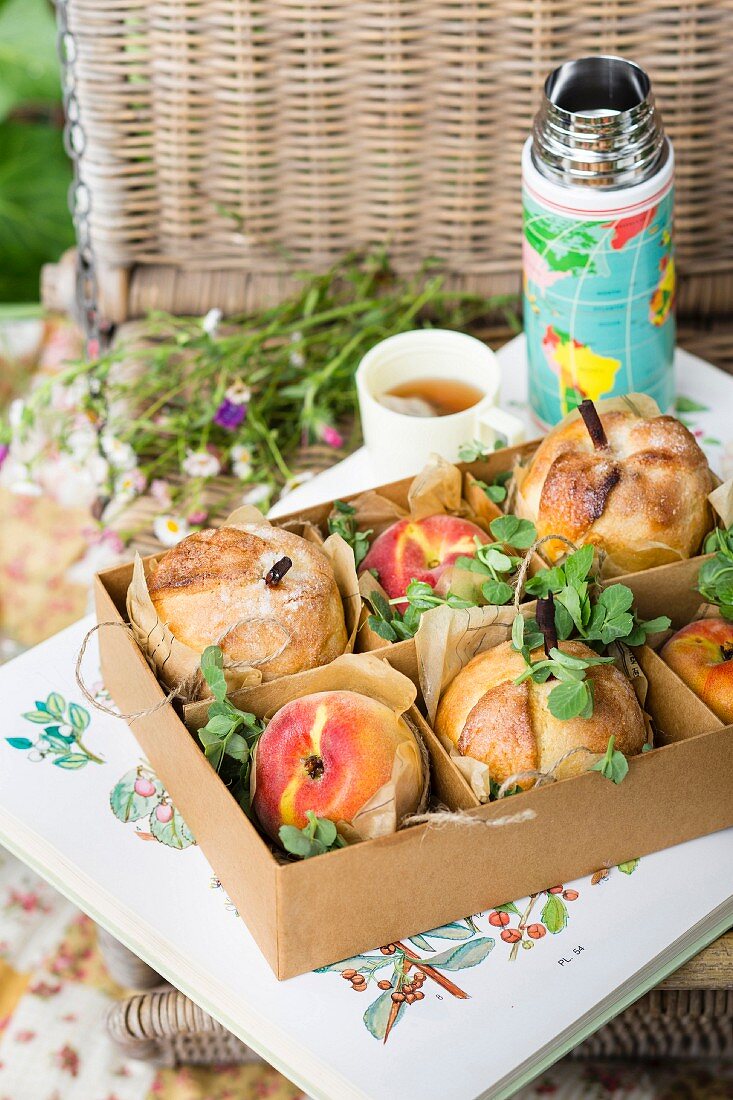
698, 525, 733, 619
279, 811, 347, 858
197, 646, 265, 816
328, 500, 372, 569
523, 544, 670, 648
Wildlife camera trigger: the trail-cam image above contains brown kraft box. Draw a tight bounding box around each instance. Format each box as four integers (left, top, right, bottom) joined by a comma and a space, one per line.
95, 549, 732, 980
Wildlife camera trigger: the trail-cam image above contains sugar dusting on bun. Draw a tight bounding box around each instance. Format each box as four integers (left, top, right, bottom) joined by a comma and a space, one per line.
516, 406, 715, 572
149, 523, 348, 681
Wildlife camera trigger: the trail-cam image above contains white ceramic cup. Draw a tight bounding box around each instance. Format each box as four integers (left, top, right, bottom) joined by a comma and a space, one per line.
356, 329, 525, 482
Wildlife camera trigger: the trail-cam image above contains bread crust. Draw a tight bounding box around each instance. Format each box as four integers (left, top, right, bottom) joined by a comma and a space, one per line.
148, 523, 348, 681
516, 411, 714, 570
435, 639, 646, 787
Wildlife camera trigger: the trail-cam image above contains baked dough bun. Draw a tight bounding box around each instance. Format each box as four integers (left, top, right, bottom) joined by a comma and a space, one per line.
148, 524, 348, 681
435, 640, 645, 788
515, 409, 714, 572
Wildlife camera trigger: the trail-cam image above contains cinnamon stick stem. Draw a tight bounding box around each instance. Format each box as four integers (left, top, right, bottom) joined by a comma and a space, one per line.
265, 556, 292, 586
578, 399, 608, 449
536, 594, 558, 657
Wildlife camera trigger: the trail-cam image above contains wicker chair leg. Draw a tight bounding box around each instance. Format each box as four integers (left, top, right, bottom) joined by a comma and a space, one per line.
107, 988, 262, 1066
572, 989, 733, 1061
97, 926, 163, 991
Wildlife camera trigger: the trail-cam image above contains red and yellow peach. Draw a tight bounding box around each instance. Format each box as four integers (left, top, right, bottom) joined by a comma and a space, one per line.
359, 513, 488, 604
252, 690, 423, 843
660, 618, 733, 724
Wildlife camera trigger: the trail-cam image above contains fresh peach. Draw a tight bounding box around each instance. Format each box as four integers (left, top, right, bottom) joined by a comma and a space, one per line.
359, 513, 488, 604
252, 690, 423, 844
660, 618, 733, 724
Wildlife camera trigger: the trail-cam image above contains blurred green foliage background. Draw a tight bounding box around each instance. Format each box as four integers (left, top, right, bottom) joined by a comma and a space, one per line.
0, 0, 74, 303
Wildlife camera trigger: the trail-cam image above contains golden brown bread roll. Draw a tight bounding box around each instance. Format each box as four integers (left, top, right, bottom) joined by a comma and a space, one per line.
515, 404, 715, 572
148, 523, 348, 682
435, 640, 646, 788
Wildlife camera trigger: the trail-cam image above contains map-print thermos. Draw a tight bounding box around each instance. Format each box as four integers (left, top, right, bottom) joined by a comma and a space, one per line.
523, 56, 675, 427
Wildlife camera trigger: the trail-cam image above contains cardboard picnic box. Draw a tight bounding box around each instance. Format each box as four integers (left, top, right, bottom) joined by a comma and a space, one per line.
93, 456, 733, 979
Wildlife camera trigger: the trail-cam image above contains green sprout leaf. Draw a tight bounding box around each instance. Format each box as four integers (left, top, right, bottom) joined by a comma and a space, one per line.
458, 439, 492, 462
590, 735, 629, 784
279, 810, 347, 859
328, 501, 372, 569
547, 678, 594, 720
196, 646, 265, 813
474, 471, 512, 504
482, 579, 514, 605
489, 515, 537, 550
698, 527, 733, 617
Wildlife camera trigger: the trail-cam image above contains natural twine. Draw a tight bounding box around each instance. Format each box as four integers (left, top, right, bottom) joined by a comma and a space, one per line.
75, 616, 292, 722
404, 805, 537, 830
495, 745, 602, 799
403, 744, 603, 834
511, 533, 579, 614
75, 622, 194, 721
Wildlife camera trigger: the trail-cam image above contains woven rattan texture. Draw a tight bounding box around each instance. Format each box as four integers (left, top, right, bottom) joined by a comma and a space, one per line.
106, 985, 733, 1066
69, 0, 733, 310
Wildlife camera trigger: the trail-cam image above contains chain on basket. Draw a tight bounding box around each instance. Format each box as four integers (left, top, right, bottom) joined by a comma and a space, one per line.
55, 0, 102, 360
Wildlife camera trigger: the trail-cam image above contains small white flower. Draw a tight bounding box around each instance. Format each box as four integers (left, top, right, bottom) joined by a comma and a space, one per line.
150, 478, 173, 509
224, 381, 251, 406
202, 308, 223, 337
101, 433, 138, 471
66, 424, 98, 461
38, 454, 107, 509
8, 399, 25, 430
106, 468, 147, 515
289, 332, 305, 368
51, 376, 88, 413
182, 449, 221, 479
153, 515, 191, 547
279, 470, 314, 499
233, 460, 253, 480
230, 444, 253, 480
115, 468, 146, 496
241, 484, 271, 507
10, 477, 42, 497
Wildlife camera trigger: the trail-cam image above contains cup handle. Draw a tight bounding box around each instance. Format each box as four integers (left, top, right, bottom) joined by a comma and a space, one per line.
476, 406, 526, 449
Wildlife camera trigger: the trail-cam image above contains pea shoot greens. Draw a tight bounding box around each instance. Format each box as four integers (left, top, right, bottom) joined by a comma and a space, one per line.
197, 646, 265, 815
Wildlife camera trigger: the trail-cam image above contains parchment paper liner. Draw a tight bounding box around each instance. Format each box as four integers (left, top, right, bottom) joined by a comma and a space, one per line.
350, 454, 543, 651
185, 651, 430, 846
416, 602, 652, 803
127, 505, 361, 703
514, 393, 724, 578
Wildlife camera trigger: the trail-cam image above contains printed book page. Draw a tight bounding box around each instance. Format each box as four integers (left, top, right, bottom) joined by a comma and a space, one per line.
0, 618, 731, 1100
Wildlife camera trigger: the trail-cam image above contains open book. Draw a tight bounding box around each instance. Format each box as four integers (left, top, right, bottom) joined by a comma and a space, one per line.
0, 616, 730, 1100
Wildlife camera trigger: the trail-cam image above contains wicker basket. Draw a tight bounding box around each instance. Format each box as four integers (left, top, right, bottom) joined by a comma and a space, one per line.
100, 929, 733, 1067
54, 0, 733, 324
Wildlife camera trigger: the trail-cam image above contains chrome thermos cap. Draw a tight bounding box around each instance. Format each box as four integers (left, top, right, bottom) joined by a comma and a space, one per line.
532, 56, 668, 189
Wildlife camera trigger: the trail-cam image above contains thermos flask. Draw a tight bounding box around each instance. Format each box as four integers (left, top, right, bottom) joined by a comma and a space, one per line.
523, 56, 675, 427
